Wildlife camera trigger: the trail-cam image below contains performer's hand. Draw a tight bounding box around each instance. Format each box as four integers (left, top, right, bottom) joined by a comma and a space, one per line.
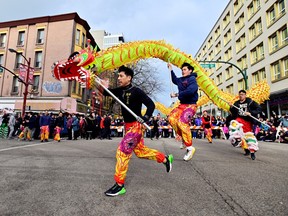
228, 101, 233, 106
244, 112, 251, 116
170, 93, 178, 98
136, 116, 144, 124
167, 63, 173, 71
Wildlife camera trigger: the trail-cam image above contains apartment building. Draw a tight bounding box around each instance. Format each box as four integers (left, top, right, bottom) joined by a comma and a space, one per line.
195, 0, 288, 117
0, 12, 97, 113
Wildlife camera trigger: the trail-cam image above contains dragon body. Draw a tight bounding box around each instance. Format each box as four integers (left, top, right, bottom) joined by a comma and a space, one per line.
52, 40, 270, 113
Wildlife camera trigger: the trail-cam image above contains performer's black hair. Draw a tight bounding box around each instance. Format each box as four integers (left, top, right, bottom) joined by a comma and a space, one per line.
239, 90, 247, 94
181, 62, 194, 72
119, 65, 134, 79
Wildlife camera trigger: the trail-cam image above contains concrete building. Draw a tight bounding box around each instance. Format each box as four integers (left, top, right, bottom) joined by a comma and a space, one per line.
0, 12, 98, 114
195, 0, 288, 117
91, 30, 125, 50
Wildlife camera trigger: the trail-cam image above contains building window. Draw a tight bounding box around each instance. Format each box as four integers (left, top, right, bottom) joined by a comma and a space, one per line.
33, 75, 40, 91
0, 33, 6, 47
36, 29, 45, 44
237, 55, 247, 71
215, 41, 221, 55
0, 54, 3, 73
226, 84, 234, 94
75, 29, 80, 45
235, 13, 245, 33
250, 43, 264, 64
236, 33, 246, 53
72, 80, 77, 94
279, 0, 286, 15
268, 7, 276, 25
223, 12, 231, 30
249, 18, 262, 41
34, 51, 42, 68
78, 81, 82, 94
283, 58, 288, 77
224, 47, 232, 61
234, 0, 244, 15
214, 26, 221, 40
12, 76, 19, 93
281, 26, 288, 45
238, 79, 245, 91
271, 61, 281, 81
252, 68, 266, 85
223, 29, 231, 46
17, 31, 25, 46
15, 53, 23, 69
216, 73, 223, 85
81, 33, 86, 48
225, 66, 233, 80
269, 33, 279, 52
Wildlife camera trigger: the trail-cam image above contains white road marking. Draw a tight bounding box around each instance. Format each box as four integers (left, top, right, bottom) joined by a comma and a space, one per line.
0, 142, 53, 152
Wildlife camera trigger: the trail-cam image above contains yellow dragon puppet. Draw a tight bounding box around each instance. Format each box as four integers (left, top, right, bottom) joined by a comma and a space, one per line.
52, 40, 269, 114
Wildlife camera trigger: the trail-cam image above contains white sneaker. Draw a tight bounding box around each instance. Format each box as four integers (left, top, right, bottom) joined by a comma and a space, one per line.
183, 146, 196, 161
180, 143, 185, 149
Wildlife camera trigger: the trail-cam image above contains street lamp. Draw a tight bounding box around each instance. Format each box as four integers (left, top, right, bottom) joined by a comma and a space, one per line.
9, 48, 31, 118
199, 60, 248, 90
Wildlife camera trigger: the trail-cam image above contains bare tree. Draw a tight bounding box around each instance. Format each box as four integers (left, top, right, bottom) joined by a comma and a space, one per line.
130, 59, 163, 98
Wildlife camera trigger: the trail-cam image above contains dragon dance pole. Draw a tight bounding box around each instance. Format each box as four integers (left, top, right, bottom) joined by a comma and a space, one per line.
94, 76, 151, 130
217, 96, 271, 128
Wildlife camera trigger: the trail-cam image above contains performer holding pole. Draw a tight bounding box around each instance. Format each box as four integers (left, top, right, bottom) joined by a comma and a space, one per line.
167, 62, 198, 161
101, 65, 173, 197
228, 90, 262, 160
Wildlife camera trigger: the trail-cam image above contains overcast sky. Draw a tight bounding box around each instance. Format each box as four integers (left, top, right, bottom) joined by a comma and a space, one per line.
0, 0, 229, 107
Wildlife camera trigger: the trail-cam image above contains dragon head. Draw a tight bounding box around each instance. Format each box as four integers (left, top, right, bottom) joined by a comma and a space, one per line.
51, 40, 96, 89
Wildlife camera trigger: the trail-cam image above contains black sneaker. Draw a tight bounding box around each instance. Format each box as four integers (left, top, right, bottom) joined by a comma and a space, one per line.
251, 153, 256, 160
104, 183, 126, 197
243, 149, 250, 156
163, 154, 174, 173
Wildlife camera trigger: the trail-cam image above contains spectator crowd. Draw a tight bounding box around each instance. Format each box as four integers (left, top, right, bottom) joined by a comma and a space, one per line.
0, 109, 288, 144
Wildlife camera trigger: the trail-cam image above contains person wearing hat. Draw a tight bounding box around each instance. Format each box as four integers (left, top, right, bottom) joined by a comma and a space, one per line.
167, 62, 198, 161
202, 110, 213, 143
102, 65, 173, 197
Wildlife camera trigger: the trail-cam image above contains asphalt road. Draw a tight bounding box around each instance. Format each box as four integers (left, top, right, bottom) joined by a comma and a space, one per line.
0, 136, 287, 216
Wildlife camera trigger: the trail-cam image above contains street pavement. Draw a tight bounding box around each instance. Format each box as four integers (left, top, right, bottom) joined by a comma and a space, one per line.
0, 136, 287, 216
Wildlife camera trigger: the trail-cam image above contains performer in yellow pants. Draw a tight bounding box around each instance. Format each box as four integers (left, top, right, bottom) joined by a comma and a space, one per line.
114, 122, 167, 185
104, 65, 173, 197
168, 104, 197, 150
168, 62, 198, 161
40, 125, 49, 142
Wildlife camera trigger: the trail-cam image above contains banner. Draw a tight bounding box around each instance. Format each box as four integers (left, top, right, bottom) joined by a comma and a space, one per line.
19, 64, 34, 85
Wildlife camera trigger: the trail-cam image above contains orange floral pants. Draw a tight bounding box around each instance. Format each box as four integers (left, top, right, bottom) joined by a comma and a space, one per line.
114, 121, 165, 185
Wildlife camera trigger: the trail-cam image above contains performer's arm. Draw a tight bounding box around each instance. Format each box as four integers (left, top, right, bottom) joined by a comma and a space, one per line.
249, 100, 262, 116
139, 89, 155, 120
167, 63, 178, 85
229, 102, 238, 117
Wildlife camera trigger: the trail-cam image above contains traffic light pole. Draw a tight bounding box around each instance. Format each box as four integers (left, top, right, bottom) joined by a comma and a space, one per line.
199, 60, 248, 90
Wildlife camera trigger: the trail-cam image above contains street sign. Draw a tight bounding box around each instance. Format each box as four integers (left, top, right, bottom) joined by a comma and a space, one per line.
200, 63, 216, 69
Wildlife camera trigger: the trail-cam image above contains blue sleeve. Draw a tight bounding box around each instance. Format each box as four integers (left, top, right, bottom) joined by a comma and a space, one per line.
171, 70, 178, 85
178, 76, 198, 99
